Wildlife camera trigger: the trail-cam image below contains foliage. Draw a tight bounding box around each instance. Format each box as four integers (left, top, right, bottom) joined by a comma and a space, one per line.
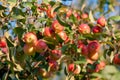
0, 0, 120, 80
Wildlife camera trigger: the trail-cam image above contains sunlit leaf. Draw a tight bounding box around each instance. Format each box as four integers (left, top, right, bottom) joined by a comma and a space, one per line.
109, 16, 120, 21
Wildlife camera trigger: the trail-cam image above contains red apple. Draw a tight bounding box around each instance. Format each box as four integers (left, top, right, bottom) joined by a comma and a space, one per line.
39, 68, 52, 78
88, 52, 99, 61
73, 65, 81, 74
23, 32, 37, 45
35, 40, 48, 53
50, 49, 62, 60
68, 63, 81, 74
1, 47, 8, 54
23, 44, 35, 55
113, 54, 120, 65
68, 63, 75, 72
97, 17, 106, 27
0, 40, 6, 48
66, 9, 72, 18
48, 60, 59, 71
58, 31, 68, 41
78, 43, 88, 56
96, 61, 106, 70
43, 27, 54, 37
52, 20, 64, 33
88, 41, 100, 54
92, 26, 102, 33
78, 24, 90, 34
81, 13, 88, 19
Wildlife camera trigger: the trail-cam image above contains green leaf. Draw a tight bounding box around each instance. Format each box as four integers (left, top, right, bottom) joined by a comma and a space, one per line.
11, 15, 25, 19
7, 0, 17, 3
89, 11, 95, 23
111, 72, 120, 80
5, 37, 14, 47
9, 74, 18, 80
102, 65, 118, 74
56, 15, 71, 30
13, 27, 25, 38
21, 2, 33, 8
102, 41, 115, 49
109, 16, 120, 21
64, 66, 68, 76
74, 60, 86, 64
0, 5, 6, 10
61, 45, 68, 54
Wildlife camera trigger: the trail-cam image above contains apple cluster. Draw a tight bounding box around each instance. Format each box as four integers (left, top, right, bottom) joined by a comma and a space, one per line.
1, 1, 120, 80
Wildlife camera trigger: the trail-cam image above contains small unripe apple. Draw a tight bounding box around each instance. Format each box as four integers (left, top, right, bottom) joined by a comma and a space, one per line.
92, 26, 102, 33
35, 40, 48, 53
113, 54, 120, 65
50, 49, 62, 60
88, 41, 100, 54
97, 17, 106, 27
52, 20, 64, 33
78, 24, 90, 34
43, 27, 54, 37
23, 32, 37, 45
23, 44, 35, 55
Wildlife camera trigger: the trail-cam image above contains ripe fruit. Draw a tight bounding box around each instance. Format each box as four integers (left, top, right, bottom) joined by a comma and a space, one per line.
97, 17, 106, 27
78, 24, 90, 34
81, 13, 88, 19
92, 26, 102, 33
68, 63, 75, 72
73, 65, 81, 74
43, 27, 54, 37
58, 31, 68, 41
0, 40, 6, 48
39, 68, 52, 78
23, 32, 37, 45
88, 52, 99, 61
66, 9, 72, 18
35, 40, 48, 53
50, 49, 62, 60
1, 48, 8, 54
23, 44, 35, 55
74, 12, 80, 20
78, 43, 88, 56
68, 63, 81, 74
96, 61, 106, 70
48, 60, 59, 71
88, 41, 100, 54
113, 54, 120, 65
52, 20, 64, 33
